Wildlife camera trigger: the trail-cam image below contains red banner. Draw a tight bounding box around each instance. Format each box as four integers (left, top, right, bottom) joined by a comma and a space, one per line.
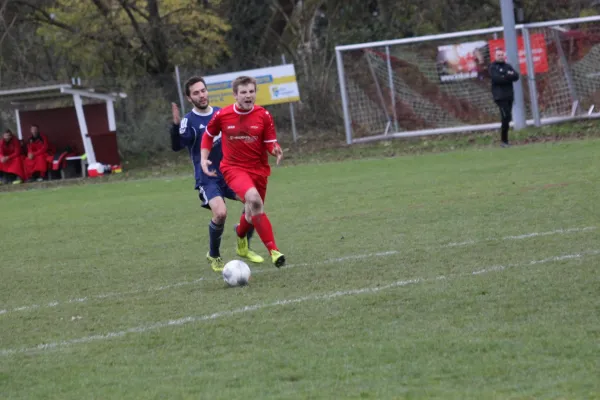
488, 33, 549, 75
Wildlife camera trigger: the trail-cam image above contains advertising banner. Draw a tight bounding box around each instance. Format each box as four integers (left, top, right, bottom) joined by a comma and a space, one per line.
204, 64, 301, 107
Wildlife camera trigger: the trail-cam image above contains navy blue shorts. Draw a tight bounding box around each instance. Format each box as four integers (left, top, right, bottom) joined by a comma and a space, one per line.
197, 179, 239, 209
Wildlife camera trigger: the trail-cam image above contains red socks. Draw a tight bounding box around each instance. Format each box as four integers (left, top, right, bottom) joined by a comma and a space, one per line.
251, 213, 278, 253
236, 213, 253, 237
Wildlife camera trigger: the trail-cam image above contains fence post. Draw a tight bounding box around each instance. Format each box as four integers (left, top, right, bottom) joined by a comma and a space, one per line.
335, 48, 353, 144
281, 54, 298, 143
175, 65, 185, 115
522, 27, 541, 126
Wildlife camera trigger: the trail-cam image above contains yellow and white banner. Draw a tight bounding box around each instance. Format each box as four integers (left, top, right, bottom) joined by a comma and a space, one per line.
204, 64, 300, 108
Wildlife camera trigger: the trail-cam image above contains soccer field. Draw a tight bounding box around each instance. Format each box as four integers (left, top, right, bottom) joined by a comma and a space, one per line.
1, 139, 599, 399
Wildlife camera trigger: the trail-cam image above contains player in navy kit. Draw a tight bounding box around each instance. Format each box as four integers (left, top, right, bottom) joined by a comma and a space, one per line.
170, 76, 264, 272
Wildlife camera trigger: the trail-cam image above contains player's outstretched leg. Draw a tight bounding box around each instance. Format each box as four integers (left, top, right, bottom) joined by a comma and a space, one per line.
243, 189, 285, 268
235, 211, 264, 263
251, 213, 285, 267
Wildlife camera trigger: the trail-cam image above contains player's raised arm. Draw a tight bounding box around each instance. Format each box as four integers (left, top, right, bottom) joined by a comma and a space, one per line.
172, 102, 181, 125
169, 103, 182, 151
170, 103, 196, 151
263, 110, 283, 165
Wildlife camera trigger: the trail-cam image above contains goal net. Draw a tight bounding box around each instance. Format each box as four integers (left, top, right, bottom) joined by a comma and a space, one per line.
336, 16, 600, 144
530, 23, 600, 119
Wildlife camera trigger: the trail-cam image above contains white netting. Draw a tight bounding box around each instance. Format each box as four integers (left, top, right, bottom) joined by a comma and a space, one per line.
365, 49, 463, 129
388, 44, 500, 122
346, 77, 390, 136
340, 33, 507, 137
338, 18, 600, 142
532, 24, 600, 117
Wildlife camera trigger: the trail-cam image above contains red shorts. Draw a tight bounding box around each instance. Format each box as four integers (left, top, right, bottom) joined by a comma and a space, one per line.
221, 166, 268, 202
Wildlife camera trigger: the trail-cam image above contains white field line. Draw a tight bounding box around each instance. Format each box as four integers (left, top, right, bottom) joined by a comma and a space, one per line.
471, 250, 600, 275
1, 226, 596, 316
252, 251, 400, 273
0, 252, 400, 316
0, 278, 205, 316
1, 249, 599, 357
444, 227, 596, 247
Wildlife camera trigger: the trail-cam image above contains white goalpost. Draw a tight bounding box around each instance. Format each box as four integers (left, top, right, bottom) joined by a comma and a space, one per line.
335, 15, 600, 144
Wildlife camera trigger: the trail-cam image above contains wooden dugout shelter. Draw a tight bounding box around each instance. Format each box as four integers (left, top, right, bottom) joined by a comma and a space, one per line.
0, 83, 127, 173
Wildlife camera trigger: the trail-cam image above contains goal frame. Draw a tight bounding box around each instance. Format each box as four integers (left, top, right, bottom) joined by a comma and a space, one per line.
335, 15, 600, 144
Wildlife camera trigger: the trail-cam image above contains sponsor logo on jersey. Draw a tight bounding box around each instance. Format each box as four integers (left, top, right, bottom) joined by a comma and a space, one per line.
229, 135, 257, 143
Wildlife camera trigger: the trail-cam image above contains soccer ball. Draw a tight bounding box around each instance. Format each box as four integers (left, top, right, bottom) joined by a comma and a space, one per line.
222, 260, 251, 287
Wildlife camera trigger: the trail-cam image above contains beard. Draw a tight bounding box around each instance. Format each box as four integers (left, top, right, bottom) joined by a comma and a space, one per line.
192, 99, 209, 110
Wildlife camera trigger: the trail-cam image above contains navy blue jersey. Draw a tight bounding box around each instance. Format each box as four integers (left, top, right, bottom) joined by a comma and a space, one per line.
170, 106, 222, 189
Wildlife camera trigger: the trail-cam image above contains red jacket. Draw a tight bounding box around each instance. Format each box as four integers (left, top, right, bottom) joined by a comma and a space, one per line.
27, 133, 50, 157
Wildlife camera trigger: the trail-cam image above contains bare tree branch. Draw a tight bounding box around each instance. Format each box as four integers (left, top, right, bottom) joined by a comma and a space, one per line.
0, 14, 17, 46
116, 0, 155, 56
90, 0, 111, 16
161, 7, 193, 20
129, 3, 150, 20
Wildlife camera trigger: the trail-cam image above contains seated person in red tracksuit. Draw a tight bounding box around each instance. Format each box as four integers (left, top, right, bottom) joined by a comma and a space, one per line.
24, 124, 53, 182
0, 129, 25, 185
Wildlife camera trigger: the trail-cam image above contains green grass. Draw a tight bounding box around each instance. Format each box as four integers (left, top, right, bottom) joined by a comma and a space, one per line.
1, 139, 599, 399
1, 119, 598, 191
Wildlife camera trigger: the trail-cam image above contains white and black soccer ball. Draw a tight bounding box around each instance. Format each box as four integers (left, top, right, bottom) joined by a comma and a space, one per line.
222, 260, 251, 287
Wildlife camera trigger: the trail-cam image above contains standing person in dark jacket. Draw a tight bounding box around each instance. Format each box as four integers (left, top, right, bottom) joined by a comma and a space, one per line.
489, 48, 520, 147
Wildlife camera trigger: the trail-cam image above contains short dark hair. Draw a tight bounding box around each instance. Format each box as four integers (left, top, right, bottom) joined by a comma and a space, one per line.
232, 76, 257, 94
31, 124, 39, 129
4, 129, 13, 134
184, 76, 207, 97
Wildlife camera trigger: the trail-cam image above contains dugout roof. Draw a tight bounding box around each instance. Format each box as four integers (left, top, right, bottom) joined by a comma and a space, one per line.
0, 84, 127, 166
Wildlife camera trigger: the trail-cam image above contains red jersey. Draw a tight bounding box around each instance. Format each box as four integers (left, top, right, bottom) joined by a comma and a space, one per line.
205, 103, 277, 176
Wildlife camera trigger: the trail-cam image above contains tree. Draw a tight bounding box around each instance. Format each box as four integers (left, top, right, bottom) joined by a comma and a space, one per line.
0, 0, 61, 86
17, 0, 231, 77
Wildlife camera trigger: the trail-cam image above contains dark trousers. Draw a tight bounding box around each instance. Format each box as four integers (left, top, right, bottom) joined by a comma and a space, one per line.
495, 98, 513, 144
0, 172, 18, 183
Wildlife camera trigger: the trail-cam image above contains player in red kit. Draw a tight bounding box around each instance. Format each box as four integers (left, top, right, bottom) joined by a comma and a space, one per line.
201, 76, 285, 267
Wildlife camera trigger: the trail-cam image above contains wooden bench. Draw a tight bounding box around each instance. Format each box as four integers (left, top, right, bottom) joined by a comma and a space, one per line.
63, 156, 87, 179
47, 154, 87, 180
